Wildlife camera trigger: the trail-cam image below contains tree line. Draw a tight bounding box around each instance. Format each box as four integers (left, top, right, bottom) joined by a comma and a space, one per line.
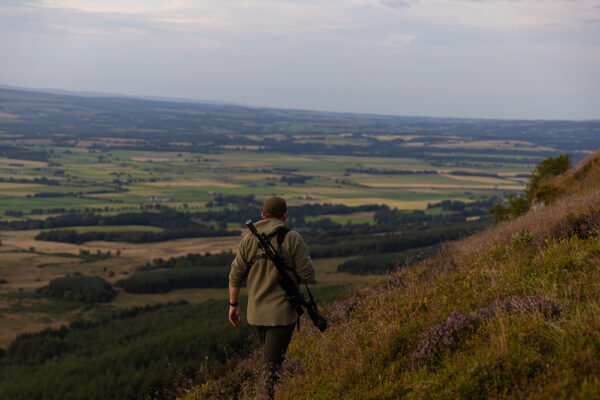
337, 244, 442, 275
118, 251, 237, 293
308, 220, 489, 259
116, 267, 230, 293
136, 251, 235, 271
35, 225, 236, 244
1, 208, 199, 230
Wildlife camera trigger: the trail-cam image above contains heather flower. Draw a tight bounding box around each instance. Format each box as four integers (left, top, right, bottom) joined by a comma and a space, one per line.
500, 296, 564, 318
411, 311, 480, 367
412, 296, 564, 368
325, 296, 361, 325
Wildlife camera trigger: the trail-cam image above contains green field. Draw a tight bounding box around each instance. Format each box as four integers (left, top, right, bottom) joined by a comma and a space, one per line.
0, 149, 532, 217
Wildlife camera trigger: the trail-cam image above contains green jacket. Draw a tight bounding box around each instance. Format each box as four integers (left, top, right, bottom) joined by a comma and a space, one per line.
229, 219, 315, 326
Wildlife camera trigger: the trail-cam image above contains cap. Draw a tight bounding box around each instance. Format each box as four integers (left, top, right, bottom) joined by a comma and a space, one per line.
263, 196, 287, 216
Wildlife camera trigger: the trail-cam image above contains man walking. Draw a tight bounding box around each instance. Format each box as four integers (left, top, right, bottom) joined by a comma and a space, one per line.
228, 196, 315, 399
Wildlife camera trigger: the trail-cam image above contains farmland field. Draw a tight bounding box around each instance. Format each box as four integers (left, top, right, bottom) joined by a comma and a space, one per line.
0, 142, 547, 346
0, 87, 599, 398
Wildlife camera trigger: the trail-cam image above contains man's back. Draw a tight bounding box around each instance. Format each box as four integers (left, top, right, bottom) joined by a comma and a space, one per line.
229, 218, 314, 326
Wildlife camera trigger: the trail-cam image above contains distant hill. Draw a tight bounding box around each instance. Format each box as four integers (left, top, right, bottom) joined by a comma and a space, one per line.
187, 150, 600, 399
0, 83, 244, 105
0, 85, 478, 126
1, 86, 599, 161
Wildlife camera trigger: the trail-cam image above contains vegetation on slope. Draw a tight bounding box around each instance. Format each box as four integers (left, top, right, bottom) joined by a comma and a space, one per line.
490, 154, 573, 222
0, 300, 254, 400
184, 152, 600, 399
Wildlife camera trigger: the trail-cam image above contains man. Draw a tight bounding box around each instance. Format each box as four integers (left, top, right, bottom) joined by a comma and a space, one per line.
228, 196, 315, 399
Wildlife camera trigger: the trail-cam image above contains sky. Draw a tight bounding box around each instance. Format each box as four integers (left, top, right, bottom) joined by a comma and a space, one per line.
0, 0, 599, 120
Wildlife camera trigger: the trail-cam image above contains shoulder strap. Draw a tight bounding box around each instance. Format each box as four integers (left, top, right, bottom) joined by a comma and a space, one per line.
247, 227, 290, 273
276, 227, 290, 253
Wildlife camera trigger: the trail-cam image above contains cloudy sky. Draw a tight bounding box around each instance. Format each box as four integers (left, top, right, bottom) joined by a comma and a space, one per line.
1, 0, 599, 119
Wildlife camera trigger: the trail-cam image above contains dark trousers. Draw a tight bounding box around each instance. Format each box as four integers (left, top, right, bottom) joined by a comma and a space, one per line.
254, 323, 296, 399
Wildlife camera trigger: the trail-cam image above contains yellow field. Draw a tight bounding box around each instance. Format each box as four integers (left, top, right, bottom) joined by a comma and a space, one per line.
0, 182, 42, 189
143, 180, 242, 188
221, 145, 265, 150
323, 197, 434, 209
0, 111, 19, 119
0, 158, 48, 166
442, 174, 519, 185
74, 138, 145, 147
245, 134, 286, 141
289, 186, 361, 195
232, 173, 279, 180
0, 229, 243, 262
130, 156, 172, 162
360, 182, 524, 190
364, 134, 420, 141
432, 139, 556, 152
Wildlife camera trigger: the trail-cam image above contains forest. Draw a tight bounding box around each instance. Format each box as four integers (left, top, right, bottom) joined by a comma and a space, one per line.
34, 225, 236, 244
38, 275, 116, 303
0, 300, 253, 400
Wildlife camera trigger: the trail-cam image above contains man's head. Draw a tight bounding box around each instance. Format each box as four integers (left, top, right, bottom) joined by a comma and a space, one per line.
262, 196, 288, 221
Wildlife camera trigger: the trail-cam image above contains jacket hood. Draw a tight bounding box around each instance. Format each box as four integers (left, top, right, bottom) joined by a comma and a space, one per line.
252, 218, 287, 237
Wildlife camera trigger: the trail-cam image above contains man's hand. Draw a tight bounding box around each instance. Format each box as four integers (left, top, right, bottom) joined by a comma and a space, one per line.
229, 305, 241, 327
228, 285, 241, 327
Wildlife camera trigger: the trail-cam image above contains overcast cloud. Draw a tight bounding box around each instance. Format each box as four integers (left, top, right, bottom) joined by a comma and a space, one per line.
0, 0, 598, 119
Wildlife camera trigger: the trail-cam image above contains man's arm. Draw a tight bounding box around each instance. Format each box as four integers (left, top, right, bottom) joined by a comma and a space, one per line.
229, 235, 250, 288
290, 232, 315, 282
228, 285, 241, 327
228, 235, 249, 328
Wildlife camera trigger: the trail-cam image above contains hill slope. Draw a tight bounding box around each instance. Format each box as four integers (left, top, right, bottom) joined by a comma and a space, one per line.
185, 151, 600, 399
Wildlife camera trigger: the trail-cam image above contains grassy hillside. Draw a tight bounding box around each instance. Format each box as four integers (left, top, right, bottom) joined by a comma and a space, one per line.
183, 151, 600, 399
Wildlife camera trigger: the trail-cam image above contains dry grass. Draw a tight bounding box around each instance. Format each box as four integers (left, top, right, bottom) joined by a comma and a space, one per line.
451, 191, 600, 263
544, 149, 600, 197
273, 189, 600, 399
0, 311, 72, 348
